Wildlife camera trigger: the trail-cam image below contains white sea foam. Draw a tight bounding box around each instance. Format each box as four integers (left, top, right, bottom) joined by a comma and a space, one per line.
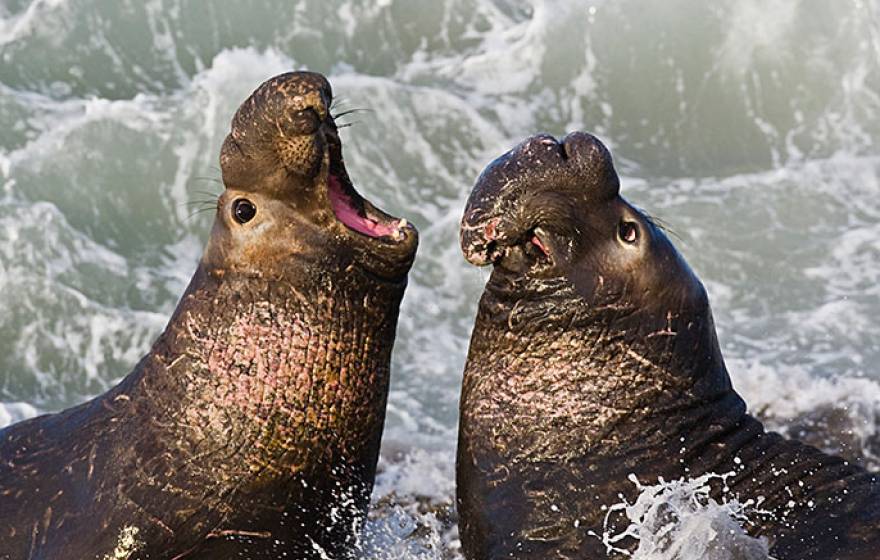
374, 447, 456, 503
0, 0, 69, 47
731, 358, 880, 463
360, 504, 450, 560
0, 401, 39, 428
717, 0, 798, 75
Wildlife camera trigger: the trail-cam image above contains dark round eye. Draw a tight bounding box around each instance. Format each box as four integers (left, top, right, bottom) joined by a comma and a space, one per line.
618, 221, 639, 244
233, 199, 257, 224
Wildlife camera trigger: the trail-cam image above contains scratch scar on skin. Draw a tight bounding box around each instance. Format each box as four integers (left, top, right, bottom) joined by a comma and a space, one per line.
626, 349, 658, 370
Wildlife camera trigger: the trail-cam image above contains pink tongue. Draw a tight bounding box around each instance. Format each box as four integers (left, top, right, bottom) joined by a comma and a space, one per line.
328, 175, 397, 238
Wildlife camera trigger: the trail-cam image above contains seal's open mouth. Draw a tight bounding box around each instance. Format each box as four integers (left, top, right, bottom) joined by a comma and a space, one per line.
326, 128, 410, 242
328, 176, 405, 239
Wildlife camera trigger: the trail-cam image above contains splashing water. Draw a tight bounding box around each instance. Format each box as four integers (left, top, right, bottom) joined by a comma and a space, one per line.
1, 0, 879, 557
597, 474, 771, 560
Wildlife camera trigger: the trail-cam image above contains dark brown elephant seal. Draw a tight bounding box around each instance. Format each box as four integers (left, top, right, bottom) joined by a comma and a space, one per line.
0, 72, 417, 559
456, 132, 880, 560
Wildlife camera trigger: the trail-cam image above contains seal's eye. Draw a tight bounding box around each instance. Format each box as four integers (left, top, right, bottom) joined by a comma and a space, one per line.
233, 199, 257, 224
618, 221, 639, 244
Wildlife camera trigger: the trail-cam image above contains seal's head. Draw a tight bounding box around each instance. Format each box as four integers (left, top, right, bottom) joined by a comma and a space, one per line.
462, 132, 709, 339
206, 71, 417, 281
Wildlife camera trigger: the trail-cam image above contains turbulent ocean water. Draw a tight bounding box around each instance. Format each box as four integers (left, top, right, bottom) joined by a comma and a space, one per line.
1, 0, 879, 557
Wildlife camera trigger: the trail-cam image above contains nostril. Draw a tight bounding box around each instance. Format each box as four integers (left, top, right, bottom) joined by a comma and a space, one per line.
485, 240, 499, 262
484, 217, 500, 242
291, 107, 322, 135
462, 237, 501, 266
562, 132, 610, 162
558, 141, 570, 161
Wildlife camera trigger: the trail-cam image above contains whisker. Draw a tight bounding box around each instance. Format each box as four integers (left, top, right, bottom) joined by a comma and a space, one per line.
180, 199, 216, 208
332, 108, 373, 119
191, 176, 223, 185
646, 213, 683, 242
185, 206, 217, 221
191, 189, 221, 198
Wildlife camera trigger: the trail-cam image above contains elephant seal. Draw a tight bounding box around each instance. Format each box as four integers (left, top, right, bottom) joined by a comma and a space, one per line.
0, 72, 417, 559
456, 132, 880, 559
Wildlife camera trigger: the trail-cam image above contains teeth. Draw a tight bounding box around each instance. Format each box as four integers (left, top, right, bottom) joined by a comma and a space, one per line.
390, 218, 408, 240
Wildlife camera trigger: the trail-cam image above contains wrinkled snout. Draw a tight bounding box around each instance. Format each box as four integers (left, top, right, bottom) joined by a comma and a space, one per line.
460, 132, 619, 266
220, 71, 334, 196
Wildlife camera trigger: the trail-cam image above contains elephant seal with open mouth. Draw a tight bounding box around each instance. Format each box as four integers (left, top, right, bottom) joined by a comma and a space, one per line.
456, 132, 880, 559
0, 72, 417, 559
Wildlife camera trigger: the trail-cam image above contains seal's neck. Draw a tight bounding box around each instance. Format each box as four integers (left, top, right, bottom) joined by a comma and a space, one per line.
463, 279, 742, 457
130, 262, 405, 481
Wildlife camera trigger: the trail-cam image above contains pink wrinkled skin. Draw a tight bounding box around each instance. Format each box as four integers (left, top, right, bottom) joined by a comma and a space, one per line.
328, 175, 397, 238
